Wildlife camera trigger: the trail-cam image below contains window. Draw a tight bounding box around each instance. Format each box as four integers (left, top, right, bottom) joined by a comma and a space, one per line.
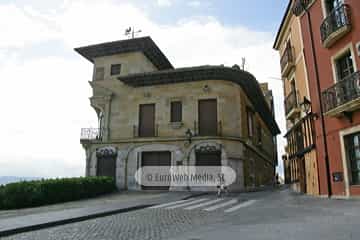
170, 101, 182, 122
110, 64, 121, 76
335, 50, 354, 81
94, 67, 104, 81
257, 123, 262, 145
345, 132, 360, 185
325, 0, 343, 14
247, 108, 254, 138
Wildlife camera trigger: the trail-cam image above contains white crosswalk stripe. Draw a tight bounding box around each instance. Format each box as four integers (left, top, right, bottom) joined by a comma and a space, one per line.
224, 200, 257, 213
150, 197, 257, 213
149, 198, 194, 209
184, 198, 223, 210
166, 198, 209, 209
203, 199, 238, 211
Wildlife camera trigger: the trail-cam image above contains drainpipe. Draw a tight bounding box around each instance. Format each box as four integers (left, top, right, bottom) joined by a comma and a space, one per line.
302, 4, 332, 197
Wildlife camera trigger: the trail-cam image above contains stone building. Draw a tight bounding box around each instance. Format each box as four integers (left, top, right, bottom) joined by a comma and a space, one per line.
76, 37, 280, 191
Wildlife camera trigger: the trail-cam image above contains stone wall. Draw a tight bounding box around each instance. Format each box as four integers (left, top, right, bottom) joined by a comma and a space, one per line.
82, 52, 277, 192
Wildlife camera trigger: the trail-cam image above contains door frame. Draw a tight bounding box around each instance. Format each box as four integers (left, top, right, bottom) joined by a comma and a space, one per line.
197, 98, 218, 136
138, 103, 156, 137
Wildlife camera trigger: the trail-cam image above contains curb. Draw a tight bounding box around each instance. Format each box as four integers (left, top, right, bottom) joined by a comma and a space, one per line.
0, 204, 153, 238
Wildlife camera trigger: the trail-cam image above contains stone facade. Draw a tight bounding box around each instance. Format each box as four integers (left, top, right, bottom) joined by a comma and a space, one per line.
78, 37, 279, 191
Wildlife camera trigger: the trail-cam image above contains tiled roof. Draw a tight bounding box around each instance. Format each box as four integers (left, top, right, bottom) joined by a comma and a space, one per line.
74, 37, 174, 70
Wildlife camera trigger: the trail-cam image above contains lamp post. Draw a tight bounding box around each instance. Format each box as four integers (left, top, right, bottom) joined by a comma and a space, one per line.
300, 1, 332, 197
185, 129, 194, 144
300, 96, 312, 115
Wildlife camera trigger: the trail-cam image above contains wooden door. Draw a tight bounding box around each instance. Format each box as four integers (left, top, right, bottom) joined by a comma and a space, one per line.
139, 104, 155, 137
299, 157, 307, 193
97, 156, 116, 179
141, 151, 171, 190
198, 99, 217, 136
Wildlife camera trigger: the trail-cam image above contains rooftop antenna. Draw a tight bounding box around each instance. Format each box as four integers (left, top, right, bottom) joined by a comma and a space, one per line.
241, 57, 246, 70
125, 27, 142, 39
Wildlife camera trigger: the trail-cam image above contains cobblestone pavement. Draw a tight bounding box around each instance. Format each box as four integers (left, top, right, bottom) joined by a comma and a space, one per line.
3, 204, 228, 240
0, 191, 172, 220
4, 189, 360, 240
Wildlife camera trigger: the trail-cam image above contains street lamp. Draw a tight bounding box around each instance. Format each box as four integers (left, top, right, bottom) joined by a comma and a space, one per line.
300, 97, 312, 114
185, 129, 194, 144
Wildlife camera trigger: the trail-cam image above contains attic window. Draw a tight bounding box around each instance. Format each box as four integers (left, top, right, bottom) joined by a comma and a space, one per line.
110, 64, 121, 76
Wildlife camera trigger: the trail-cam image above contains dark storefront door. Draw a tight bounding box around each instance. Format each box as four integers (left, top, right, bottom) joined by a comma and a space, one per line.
198, 99, 218, 136
141, 151, 171, 190
139, 104, 155, 137
97, 156, 116, 179
195, 151, 222, 166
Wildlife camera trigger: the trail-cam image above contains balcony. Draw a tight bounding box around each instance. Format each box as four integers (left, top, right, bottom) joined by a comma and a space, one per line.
284, 114, 316, 159
194, 121, 222, 137
280, 42, 295, 77
292, 0, 313, 16
133, 124, 159, 138
320, 4, 351, 48
322, 71, 360, 116
285, 91, 301, 119
80, 128, 106, 141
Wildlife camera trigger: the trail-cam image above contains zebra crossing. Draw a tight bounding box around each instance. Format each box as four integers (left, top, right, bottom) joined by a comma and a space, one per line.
149, 197, 257, 213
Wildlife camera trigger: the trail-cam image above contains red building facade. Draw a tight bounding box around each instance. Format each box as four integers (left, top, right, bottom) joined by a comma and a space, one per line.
294, 0, 360, 197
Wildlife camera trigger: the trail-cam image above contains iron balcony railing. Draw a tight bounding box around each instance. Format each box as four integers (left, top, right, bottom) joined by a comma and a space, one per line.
280, 42, 294, 76
284, 113, 316, 159
292, 0, 313, 16
194, 121, 222, 137
285, 90, 299, 115
320, 4, 351, 44
322, 71, 360, 113
80, 128, 106, 141
133, 124, 159, 138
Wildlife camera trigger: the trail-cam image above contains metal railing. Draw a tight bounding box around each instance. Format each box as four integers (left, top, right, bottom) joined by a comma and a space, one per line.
320, 4, 351, 44
285, 91, 299, 115
292, 0, 313, 16
80, 128, 106, 141
280, 42, 294, 75
285, 114, 316, 159
133, 124, 159, 138
194, 121, 222, 136
322, 71, 360, 113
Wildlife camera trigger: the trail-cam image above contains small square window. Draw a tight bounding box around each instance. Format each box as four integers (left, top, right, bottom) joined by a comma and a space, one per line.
110, 64, 121, 76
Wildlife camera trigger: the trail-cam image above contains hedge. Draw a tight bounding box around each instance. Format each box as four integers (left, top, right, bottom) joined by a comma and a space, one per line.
0, 176, 116, 210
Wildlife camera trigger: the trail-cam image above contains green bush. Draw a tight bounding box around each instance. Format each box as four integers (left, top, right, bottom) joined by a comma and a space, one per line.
0, 177, 116, 210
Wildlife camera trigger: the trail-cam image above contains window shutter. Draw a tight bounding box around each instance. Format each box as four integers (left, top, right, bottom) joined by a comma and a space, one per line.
170, 101, 182, 122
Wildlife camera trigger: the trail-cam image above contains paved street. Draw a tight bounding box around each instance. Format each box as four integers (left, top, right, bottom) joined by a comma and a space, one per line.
3, 188, 360, 240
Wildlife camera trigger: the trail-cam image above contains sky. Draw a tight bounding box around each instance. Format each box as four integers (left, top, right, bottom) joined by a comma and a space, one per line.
0, 0, 289, 178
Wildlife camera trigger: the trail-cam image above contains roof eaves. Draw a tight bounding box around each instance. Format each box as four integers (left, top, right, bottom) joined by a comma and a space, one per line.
119, 66, 281, 135
273, 0, 293, 50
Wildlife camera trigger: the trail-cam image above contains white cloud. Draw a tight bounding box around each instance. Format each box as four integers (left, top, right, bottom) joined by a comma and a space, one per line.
157, 0, 173, 7
0, 0, 286, 177
0, 4, 59, 48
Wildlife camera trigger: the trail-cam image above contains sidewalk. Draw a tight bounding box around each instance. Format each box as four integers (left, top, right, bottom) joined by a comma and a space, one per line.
0, 191, 201, 237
